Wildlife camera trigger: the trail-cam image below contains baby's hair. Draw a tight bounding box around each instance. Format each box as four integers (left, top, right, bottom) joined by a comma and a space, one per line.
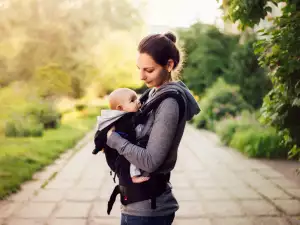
108, 88, 135, 110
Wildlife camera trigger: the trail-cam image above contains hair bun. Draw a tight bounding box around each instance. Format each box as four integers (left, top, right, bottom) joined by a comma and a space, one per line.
164, 32, 176, 43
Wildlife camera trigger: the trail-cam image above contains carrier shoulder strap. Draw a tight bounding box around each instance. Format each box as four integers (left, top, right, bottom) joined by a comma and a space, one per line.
138, 88, 152, 104
137, 89, 186, 124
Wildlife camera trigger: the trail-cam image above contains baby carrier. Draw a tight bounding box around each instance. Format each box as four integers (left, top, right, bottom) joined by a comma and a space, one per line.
92, 88, 186, 215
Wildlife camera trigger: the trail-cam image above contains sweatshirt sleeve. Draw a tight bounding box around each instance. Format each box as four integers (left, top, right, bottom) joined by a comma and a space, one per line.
106, 98, 179, 173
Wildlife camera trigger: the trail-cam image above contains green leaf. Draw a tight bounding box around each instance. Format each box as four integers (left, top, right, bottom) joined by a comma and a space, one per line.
292, 98, 300, 107
256, 28, 265, 33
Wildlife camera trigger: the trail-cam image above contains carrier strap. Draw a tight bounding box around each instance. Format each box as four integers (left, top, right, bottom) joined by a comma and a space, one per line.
136, 89, 186, 126
107, 185, 120, 215
107, 173, 170, 215
106, 185, 165, 215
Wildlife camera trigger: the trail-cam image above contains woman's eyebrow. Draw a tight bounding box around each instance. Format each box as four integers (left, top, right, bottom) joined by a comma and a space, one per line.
144, 67, 154, 70
136, 65, 154, 70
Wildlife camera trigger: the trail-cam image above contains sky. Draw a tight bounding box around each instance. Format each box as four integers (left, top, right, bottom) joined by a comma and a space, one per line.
140, 0, 223, 28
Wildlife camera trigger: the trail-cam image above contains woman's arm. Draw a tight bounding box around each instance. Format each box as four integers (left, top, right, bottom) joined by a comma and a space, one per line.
106, 98, 179, 173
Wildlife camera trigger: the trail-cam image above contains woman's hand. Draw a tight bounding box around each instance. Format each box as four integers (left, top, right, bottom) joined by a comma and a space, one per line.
107, 126, 115, 139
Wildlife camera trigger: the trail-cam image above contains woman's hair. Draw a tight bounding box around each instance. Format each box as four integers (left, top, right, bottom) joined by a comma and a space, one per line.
138, 32, 184, 80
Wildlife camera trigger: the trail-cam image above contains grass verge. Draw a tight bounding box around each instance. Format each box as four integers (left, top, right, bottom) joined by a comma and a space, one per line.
0, 111, 97, 199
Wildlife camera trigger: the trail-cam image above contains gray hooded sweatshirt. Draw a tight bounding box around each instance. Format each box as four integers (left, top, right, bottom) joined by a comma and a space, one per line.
106, 81, 200, 217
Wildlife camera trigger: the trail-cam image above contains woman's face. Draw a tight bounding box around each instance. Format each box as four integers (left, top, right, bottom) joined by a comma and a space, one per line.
137, 53, 170, 88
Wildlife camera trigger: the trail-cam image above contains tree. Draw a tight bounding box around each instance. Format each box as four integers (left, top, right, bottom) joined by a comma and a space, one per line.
225, 37, 271, 108
33, 63, 72, 98
178, 23, 239, 96
0, 57, 9, 87
178, 22, 270, 109
222, 0, 300, 159
0, 0, 144, 97
90, 31, 143, 97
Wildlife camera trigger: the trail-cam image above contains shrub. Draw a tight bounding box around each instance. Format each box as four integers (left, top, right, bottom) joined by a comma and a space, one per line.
216, 118, 243, 145
75, 103, 87, 111
216, 111, 288, 159
215, 111, 259, 145
26, 103, 61, 129
193, 78, 252, 130
229, 127, 287, 158
5, 118, 44, 137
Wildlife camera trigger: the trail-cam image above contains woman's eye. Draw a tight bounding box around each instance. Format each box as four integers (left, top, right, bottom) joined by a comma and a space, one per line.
146, 69, 154, 73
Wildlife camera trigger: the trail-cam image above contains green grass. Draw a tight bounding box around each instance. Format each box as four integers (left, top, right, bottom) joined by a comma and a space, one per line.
0, 112, 97, 199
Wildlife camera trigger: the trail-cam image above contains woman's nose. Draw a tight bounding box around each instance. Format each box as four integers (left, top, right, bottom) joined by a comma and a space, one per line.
139, 71, 146, 81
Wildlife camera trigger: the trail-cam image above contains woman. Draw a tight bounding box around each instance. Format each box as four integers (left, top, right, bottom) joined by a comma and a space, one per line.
106, 32, 200, 225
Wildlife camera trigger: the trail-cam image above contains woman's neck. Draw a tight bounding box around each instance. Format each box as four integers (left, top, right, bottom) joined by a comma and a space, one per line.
155, 79, 172, 89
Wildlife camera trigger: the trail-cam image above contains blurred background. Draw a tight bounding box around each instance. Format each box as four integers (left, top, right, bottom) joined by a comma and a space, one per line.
0, 0, 299, 199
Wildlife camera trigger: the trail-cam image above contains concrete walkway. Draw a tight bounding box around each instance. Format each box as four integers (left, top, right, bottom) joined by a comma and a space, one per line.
1, 125, 300, 225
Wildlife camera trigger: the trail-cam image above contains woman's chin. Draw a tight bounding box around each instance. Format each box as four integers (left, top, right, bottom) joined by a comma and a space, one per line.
145, 82, 153, 88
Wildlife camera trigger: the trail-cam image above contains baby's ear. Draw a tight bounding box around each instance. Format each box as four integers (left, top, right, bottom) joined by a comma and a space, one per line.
116, 105, 123, 110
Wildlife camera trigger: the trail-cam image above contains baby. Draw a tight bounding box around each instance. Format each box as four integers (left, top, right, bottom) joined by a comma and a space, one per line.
107, 88, 150, 183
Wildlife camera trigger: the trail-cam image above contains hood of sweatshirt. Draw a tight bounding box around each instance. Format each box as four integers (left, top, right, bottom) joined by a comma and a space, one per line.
148, 80, 200, 121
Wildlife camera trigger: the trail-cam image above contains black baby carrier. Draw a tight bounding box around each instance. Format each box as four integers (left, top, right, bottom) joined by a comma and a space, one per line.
92, 88, 185, 215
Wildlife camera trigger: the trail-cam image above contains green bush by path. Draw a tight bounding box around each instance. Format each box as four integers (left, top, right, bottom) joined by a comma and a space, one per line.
229, 127, 287, 158
193, 78, 252, 130
215, 111, 288, 159
0, 108, 98, 199
4, 102, 62, 138
0, 84, 62, 137
5, 119, 44, 138
26, 103, 62, 130
215, 111, 259, 145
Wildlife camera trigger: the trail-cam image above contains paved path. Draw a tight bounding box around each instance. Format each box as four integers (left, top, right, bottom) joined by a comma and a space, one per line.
1, 125, 300, 225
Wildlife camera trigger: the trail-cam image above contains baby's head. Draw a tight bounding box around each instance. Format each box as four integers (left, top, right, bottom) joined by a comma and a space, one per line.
108, 88, 140, 112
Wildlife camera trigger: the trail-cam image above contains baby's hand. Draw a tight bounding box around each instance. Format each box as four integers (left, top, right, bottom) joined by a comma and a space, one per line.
132, 176, 150, 183
107, 126, 115, 139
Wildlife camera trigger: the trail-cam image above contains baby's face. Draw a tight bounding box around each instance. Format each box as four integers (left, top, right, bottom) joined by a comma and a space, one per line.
121, 91, 141, 112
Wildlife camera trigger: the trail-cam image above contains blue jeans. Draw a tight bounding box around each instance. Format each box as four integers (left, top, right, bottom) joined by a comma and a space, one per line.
121, 213, 175, 225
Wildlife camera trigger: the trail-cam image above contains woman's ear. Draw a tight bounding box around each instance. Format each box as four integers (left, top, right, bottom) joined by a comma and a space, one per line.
166, 59, 174, 72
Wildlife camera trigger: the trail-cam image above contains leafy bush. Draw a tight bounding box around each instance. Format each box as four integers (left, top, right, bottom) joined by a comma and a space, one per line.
229, 127, 287, 158
216, 111, 289, 159
216, 111, 259, 145
5, 118, 44, 137
4, 102, 62, 137
75, 103, 87, 111
26, 103, 61, 129
193, 78, 252, 130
